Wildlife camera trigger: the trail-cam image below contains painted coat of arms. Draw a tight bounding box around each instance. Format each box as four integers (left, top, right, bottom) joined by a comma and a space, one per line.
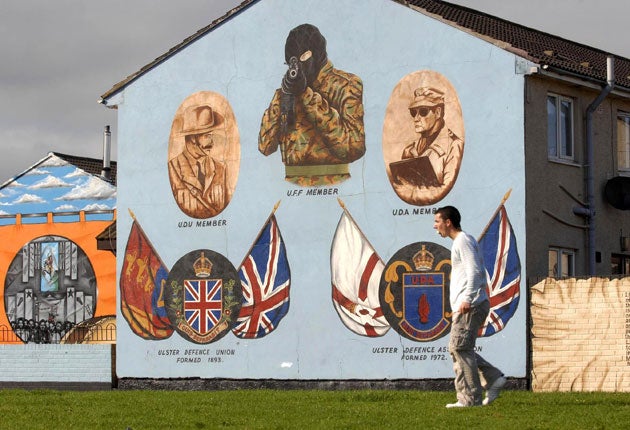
379, 242, 452, 341
165, 249, 241, 344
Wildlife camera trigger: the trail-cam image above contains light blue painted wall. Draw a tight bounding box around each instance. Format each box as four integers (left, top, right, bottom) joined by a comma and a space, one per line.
0, 344, 112, 383
112, 0, 526, 379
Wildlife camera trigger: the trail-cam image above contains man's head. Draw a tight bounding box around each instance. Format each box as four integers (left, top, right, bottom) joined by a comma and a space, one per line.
180, 105, 227, 156
285, 24, 328, 85
409, 87, 445, 135
434, 205, 461, 239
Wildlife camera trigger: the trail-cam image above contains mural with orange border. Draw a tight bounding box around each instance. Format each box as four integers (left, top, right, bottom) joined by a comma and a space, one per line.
0, 211, 116, 344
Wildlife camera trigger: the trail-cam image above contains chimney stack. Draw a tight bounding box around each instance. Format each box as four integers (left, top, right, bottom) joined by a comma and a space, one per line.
101, 125, 111, 181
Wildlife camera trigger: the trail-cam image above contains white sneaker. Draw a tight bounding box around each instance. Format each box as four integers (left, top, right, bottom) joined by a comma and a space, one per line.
446, 401, 469, 408
483, 376, 507, 405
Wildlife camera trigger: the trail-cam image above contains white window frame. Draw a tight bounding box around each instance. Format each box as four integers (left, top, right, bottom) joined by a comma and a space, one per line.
547, 94, 575, 161
548, 247, 575, 278
617, 111, 630, 172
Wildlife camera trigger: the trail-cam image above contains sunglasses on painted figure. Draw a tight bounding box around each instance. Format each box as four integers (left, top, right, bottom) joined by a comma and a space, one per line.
409, 106, 435, 118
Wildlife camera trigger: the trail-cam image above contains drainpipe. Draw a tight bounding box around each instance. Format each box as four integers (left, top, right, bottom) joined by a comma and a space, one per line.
101, 125, 112, 181
580, 56, 614, 275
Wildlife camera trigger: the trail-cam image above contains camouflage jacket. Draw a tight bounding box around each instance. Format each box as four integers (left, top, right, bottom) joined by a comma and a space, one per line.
258, 61, 365, 186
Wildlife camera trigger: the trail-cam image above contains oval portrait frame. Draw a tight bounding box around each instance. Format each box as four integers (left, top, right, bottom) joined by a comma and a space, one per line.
382, 70, 464, 206
167, 91, 240, 219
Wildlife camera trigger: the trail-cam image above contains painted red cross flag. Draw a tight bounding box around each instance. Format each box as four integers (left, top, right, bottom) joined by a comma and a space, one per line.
331, 205, 390, 337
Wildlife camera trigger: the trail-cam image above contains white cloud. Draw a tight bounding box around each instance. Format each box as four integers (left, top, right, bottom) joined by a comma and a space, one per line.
28, 168, 50, 176
5, 180, 25, 188
29, 175, 71, 189
55, 176, 116, 201
13, 193, 46, 204
64, 168, 89, 179
55, 204, 78, 211
81, 203, 111, 211
0, 188, 18, 197
39, 155, 69, 168
0, 210, 9, 215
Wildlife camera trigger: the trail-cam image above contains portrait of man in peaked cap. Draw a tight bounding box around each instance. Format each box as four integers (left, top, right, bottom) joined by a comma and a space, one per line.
383, 71, 465, 206
258, 23, 366, 187
168, 91, 240, 218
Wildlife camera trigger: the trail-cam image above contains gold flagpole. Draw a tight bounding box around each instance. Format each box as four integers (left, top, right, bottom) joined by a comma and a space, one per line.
336, 198, 384, 264
477, 189, 512, 241
237, 200, 282, 268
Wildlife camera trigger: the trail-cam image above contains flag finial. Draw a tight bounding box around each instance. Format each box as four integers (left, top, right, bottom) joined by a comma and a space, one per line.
501, 189, 512, 205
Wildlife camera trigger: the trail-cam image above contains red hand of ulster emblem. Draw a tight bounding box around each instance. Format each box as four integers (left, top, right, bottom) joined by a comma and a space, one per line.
419, 293, 430, 324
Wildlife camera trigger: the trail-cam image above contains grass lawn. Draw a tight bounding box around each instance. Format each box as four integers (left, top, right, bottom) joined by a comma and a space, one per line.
0, 389, 628, 429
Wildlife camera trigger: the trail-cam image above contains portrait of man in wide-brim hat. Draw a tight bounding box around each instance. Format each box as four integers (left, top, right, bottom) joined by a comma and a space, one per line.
168, 94, 238, 219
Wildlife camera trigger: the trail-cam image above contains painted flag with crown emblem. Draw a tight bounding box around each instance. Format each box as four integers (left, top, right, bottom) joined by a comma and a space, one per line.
331, 210, 390, 337
120, 216, 173, 339
232, 214, 290, 339
478, 205, 521, 337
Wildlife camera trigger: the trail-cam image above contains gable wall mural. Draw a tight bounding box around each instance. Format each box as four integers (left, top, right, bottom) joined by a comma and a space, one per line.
110, 0, 527, 379
0, 154, 116, 344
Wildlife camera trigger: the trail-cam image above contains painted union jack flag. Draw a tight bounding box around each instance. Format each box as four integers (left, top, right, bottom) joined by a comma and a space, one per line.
184, 279, 223, 335
478, 206, 521, 337
233, 215, 290, 339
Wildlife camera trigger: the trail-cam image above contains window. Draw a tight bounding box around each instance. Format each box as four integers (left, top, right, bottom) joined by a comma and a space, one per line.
547, 94, 574, 160
548, 248, 575, 278
617, 112, 630, 171
611, 254, 630, 275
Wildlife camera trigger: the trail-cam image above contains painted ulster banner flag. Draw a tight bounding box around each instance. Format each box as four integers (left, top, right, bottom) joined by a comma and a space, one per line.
232, 213, 291, 339
331, 208, 390, 337
120, 213, 173, 339
478, 204, 521, 337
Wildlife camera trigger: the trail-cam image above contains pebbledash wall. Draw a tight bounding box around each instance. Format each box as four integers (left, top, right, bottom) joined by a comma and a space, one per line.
103, 0, 527, 385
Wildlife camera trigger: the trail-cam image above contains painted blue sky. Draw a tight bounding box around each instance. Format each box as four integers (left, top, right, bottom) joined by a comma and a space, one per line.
0, 154, 116, 225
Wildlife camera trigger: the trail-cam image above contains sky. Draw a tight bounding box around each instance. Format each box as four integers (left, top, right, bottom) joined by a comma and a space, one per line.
0, 0, 627, 182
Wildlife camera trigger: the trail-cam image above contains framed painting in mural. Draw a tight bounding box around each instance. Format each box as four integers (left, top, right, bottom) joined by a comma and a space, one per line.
4, 235, 97, 344
167, 91, 240, 219
383, 70, 465, 206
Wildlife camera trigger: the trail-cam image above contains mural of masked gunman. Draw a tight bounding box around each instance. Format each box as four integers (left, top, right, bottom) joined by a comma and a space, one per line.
258, 24, 366, 186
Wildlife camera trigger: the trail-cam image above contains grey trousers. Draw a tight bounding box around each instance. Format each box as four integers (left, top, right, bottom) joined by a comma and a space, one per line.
449, 300, 504, 406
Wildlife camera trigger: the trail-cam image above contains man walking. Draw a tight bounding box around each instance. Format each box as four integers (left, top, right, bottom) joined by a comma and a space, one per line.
433, 206, 506, 408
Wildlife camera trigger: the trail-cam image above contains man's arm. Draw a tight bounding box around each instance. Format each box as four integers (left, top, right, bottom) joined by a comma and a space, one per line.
300, 74, 365, 162
258, 90, 283, 156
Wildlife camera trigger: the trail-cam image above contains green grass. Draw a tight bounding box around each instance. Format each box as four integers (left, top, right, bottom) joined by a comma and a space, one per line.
0, 389, 628, 429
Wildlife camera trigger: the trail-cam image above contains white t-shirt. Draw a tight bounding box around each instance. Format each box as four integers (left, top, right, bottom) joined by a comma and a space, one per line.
449, 231, 489, 311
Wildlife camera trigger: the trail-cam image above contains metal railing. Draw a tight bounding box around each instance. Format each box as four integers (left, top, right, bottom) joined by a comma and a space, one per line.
0, 320, 116, 344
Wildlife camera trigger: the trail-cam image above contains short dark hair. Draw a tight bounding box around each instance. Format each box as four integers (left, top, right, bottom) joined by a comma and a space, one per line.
436, 206, 461, 229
